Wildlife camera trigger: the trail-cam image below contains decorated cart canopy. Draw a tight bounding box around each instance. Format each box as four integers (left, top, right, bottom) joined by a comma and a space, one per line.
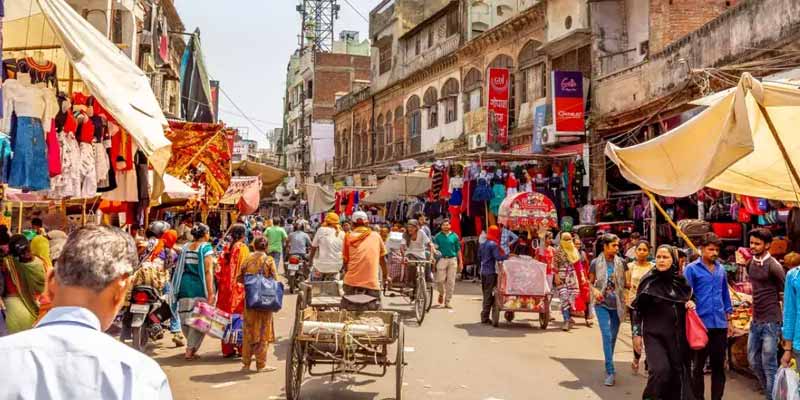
6, 0, 173, 198
166, 121, 234, 206
606, 73, 800, 201
497, 191, 558, 230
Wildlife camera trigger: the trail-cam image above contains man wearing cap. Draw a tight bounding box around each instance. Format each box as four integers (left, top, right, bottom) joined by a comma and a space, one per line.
310, 213, 345, 280
343, 211, 388, 300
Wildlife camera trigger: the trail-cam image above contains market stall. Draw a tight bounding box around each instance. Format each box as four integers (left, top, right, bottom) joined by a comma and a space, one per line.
2, 0, 174, 231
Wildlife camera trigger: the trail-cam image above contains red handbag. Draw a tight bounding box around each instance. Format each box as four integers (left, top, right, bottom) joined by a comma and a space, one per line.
686, 308, 709, 350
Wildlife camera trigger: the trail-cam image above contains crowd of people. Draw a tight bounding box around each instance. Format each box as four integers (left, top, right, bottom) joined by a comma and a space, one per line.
0, 211, 796, 400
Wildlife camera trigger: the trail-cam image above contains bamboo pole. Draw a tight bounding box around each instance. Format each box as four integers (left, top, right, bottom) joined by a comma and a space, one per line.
82, 199, 87, 226
757, 103, 800, 193
17, 201, 23, 234
643, 189, 698, 254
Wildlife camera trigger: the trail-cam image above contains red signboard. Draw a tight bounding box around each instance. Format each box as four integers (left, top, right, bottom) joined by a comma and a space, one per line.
487, 68, 510, 146
551, 71, 585, 134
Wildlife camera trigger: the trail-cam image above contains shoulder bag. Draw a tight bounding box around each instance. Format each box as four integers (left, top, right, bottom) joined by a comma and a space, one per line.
244, 255, 284, 311
686, 308, 709, 350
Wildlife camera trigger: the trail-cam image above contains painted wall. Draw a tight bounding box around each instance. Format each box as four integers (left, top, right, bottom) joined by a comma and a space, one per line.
546, 0, 589, 42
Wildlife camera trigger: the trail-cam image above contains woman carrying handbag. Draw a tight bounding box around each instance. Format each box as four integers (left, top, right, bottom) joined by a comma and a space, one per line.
237, 237, 281, 373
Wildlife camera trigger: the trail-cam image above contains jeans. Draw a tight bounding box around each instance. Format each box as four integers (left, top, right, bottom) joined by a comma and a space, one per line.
595, 305, 621, 375
748, 321, 781, 399
480, 273, 497, 322
692, 328, 727, 400
270, 251, 283, 274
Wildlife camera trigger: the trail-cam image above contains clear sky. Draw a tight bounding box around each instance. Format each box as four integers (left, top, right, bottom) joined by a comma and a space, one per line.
174, 0, 379, 149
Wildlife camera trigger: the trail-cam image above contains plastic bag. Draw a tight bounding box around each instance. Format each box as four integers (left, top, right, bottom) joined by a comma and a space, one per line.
686, 308, 708, 350
773, 366, 800, 400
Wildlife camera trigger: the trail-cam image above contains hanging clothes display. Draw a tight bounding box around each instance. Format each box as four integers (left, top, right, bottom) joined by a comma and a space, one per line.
102, 130, 138, 202
2, 79, 55, 191
16, 57, 58, 88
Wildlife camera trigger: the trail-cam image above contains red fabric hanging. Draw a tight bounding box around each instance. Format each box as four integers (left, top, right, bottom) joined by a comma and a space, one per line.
449, 205, 462, 238
47, 120, 62, 177
440, 168, 450, 200
567, 160, 576, 208
345, 191, 356, 216
334, 192, 342, 214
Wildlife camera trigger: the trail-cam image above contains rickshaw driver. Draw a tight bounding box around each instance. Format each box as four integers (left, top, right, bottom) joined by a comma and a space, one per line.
342, 211, 389, 304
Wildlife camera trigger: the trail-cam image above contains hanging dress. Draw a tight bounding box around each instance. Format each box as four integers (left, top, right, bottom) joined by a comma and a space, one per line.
2, 79, 54, 191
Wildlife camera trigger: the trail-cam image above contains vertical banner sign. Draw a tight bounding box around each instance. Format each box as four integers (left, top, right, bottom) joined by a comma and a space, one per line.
209, 80, 220, 122
487, 68, 510, 148
551, 71, 585, 134
532, 98, 548, 154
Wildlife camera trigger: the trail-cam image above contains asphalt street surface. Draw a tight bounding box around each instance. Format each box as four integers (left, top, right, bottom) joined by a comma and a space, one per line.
152, 281, 761, 400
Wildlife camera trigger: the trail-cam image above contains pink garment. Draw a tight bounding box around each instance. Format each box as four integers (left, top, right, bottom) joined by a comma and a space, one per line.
47, 120, 62, 177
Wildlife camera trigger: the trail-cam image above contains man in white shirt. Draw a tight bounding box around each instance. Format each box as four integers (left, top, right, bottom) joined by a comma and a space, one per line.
310, 212, 345, 280
0, 225, 173, 400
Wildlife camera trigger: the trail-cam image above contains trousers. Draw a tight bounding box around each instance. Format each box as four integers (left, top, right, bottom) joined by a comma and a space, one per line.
748, 321, 781, 400
692, 328, 727, 400
435, 257, 458, 305
595, 305, 621, 375
480, 273, 497, 322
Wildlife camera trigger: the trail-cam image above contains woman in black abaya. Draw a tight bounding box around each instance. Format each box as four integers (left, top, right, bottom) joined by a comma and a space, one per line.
631, 245, 696, 400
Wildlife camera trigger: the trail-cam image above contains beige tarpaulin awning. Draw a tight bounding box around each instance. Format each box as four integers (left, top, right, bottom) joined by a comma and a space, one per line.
362, 171, 431, 204
605, 73, 800, 202
305, 184, 335, 215
232, 161, 288, 199
6, 0, 172, 198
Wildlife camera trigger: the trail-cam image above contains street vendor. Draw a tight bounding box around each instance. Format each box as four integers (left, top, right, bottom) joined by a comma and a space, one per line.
342, 211, 388, 302
478, 226, 508, 324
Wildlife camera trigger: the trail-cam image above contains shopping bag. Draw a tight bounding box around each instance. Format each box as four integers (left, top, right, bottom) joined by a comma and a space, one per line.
773, 366, 800, 400
243, 256, 284, 311
686, 308, 708, 350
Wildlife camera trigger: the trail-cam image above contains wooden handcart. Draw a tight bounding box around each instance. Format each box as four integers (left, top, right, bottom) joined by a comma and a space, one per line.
491, 256, 551, 329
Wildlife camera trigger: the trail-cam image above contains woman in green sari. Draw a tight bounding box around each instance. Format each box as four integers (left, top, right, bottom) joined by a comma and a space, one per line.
1, 235, 46, 333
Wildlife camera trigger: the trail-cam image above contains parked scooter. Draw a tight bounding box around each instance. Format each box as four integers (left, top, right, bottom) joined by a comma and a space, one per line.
126, 285, 173, 351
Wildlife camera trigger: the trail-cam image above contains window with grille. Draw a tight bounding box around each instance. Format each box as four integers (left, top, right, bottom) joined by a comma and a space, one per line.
428, 29, 434, 48
379, 43, 392, 75
463, 68, 482, 113
442, 78, 459, 124
446, 9, 459, 37
376, 115, 385, 162
424, 87, 438, 129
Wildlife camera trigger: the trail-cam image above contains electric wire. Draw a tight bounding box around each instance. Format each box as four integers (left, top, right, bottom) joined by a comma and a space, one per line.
341, 0, 369, 23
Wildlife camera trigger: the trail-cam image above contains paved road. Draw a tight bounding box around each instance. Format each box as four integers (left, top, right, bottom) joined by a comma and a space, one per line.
152, 281, 761, 400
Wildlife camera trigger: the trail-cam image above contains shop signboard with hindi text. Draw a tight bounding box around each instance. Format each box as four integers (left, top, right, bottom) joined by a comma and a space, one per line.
532, 99, 549, 154
487, 68, 510, 149
551, 71, 585, 135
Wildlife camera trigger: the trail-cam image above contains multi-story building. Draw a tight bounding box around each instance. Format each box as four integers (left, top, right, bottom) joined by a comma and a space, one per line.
589, 0, 800, 199
282, 31, 371, 182
333, 0, 592, 180
138, 0, 185, 119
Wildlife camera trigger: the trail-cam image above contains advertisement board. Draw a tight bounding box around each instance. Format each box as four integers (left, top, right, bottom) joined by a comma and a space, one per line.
551, 70, 585, 135
487, 68, 510, 148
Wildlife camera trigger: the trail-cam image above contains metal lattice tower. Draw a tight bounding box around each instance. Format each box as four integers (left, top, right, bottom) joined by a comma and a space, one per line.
296, 0, 340, 52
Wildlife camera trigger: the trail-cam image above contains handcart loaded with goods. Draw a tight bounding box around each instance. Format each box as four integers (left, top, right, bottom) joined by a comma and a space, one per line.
492, 192, 558, 329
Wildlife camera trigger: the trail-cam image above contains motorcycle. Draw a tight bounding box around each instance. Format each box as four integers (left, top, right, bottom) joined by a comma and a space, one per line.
126, 285, 173, 351
286, 254, 309, 294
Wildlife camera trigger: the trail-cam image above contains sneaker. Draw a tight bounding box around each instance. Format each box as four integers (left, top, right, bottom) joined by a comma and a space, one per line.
561, 320, 571, 331
172, 333, 185, 347
604, 374, 615, 386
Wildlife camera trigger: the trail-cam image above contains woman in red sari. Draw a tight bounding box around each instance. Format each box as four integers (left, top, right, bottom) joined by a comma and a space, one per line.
216, 223, 250, 357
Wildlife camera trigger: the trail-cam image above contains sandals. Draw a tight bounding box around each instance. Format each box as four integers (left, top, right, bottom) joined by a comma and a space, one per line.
631, 359, 640, 375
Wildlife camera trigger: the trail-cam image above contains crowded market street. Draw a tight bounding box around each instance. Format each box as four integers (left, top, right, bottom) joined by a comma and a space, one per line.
153, 281, 760, 400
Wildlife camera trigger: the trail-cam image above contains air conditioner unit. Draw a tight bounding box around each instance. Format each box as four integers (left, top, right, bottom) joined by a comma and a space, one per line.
541, 125, 557, 146
467, 132, 487, 150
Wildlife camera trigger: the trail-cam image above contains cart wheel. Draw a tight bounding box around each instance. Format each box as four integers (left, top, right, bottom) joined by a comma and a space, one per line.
539, 308, 550, 330
395, 324, 405, 400
504, 311, 515, 323
285, 336, 305, 400
491, 298, 500, 327
414, 276, 426, 325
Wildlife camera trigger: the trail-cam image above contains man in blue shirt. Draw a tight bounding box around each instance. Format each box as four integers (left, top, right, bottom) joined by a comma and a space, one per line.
0, 225, 172, 399
499, 224, 519, 255
479, 226, 509, 324
684, 233, 732, 400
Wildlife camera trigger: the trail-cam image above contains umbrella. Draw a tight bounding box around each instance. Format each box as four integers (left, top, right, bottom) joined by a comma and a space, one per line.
497, 192, 558, 231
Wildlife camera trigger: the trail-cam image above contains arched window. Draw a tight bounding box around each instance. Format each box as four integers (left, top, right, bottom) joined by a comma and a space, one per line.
406, 96, 421, 154
441, 78, 460, 124
518, 40, 545, 105
394, 106, 405, 156
423, 87, 438, 129
360, 122, 369, 166
376, 114, 385, 163
385, 111, 393, 161
353, 122, 361, 167
463, 68, 482, 113
342, 130, 350, 168
488, 54, 516, 129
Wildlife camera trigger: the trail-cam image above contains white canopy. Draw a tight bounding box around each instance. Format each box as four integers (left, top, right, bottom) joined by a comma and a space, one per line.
5, 0, 172, 197
605, 73, 800, 201
361, 171, 431, 204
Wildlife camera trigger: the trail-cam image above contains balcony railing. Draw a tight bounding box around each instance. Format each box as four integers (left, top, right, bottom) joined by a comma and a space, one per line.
403, 35, 459, 78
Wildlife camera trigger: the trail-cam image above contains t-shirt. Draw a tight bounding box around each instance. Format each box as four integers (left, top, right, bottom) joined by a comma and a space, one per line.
625, 261, 653, 306
264, 226, 288, 254
288, 231, 312, 255
433, 232, 460, 258
312, 226, 344, 274
747, 255, 786, 323
590, 259, 618, 310
406, 231, 431, 259
343, 227, 387, 290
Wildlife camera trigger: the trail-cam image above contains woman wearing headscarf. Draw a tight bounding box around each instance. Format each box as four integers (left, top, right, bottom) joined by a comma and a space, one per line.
217, 223, 249, 357
553, 232, 581, 331
573, 233, 593, 327
172, 223, 216, 360
631, 245, 695, 400
1, 235, 46, 333
625, 240, 653, 373
158, 229, 184, 346
30, 236, 53, 322
236, 237, 278, 373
